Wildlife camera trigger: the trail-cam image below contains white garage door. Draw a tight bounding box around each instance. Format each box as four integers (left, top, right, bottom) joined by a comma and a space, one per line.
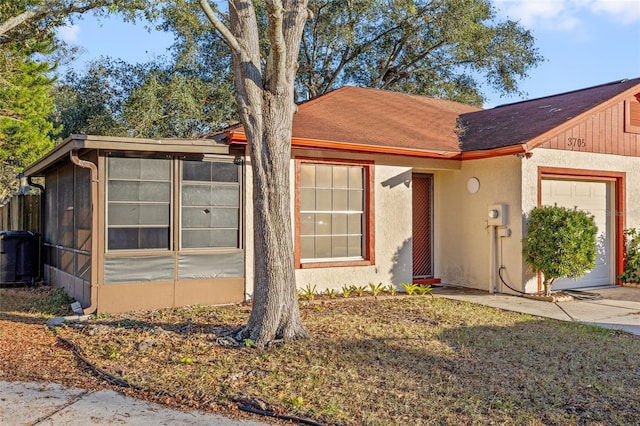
541, 179, 613, 290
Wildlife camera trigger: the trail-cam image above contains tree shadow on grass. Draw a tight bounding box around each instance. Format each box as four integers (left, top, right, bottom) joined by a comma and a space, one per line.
433, 320, 640, 425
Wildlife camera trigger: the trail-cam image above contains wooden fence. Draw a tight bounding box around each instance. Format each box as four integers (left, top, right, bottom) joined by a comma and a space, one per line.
0, 194, 41, 233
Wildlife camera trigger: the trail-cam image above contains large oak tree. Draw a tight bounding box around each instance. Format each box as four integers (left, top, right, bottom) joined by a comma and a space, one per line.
198, 0, 309, 346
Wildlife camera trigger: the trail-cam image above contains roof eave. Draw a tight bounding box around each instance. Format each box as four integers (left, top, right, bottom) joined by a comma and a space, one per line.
24, 134, 230, 177
226, 131, 461, 159
460, 144, 528, 160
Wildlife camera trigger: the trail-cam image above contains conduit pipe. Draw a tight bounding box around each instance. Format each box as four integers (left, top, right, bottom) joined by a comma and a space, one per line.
70, 150, 99, 315
489, 225, 496, 294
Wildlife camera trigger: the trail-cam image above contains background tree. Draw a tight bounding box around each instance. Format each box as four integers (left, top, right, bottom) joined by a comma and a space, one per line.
0, 46, 57, 199
197, 0, 310, 346
298, 0, 542, 105
52, 57, 236, 139
523, 205, 597, 296
1, 0, 160, 197
159, 0, 542, 107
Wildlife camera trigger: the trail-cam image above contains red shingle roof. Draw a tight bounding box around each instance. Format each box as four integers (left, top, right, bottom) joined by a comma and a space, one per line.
458, 78, 640, 152
292, 86, 480, 154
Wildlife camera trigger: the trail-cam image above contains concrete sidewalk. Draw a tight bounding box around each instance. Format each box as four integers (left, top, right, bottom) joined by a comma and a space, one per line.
432, 285, 640, 335
0, 381, 270, 426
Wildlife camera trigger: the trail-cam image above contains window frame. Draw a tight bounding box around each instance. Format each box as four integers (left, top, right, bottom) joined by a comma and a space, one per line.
624, 95, 640, 135
105, 154, 173, 252
294, 157, 375, 269
179, 156, 243, 251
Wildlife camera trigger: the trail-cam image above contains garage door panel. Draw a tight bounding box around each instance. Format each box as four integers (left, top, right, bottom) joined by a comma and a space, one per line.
541, 179, 612, 290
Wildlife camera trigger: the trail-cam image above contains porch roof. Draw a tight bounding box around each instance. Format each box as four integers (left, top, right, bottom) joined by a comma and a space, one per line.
23, 134, 230, 177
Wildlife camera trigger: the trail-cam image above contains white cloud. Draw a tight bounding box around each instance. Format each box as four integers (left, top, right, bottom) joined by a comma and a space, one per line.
590, 0, 640, 24
56, 24, 81, 43
493, 0, 640, 30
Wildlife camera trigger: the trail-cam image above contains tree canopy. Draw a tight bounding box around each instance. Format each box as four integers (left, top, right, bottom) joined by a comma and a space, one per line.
0, 0, 158, 197
298, 0, 542, 105
163, 0, 542, 107
52, 57, 236, 139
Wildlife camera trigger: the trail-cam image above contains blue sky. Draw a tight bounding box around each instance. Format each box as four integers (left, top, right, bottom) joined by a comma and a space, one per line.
56, 0, 640, 108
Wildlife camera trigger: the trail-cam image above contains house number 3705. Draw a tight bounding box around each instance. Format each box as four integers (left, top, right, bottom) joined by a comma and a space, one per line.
567, 138, 586, 147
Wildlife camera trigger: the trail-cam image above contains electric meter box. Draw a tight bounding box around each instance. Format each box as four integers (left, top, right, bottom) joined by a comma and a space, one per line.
487, 204, 508, 226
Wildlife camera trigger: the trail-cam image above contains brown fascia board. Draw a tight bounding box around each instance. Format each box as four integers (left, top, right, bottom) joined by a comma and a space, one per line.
23, 134, 230, 176
226, 130, 461, 160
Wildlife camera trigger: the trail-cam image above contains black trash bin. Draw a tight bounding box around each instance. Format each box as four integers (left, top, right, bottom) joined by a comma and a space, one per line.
0, 231, 39, 284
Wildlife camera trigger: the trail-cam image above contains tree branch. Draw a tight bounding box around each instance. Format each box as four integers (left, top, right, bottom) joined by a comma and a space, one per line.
264, 0, 287, 91
198, 0, 247, 60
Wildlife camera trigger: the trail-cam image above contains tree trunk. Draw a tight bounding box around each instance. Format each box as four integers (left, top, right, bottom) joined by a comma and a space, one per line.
543, 278, 554, 297
238, 90, 308, 346
209, 0, 309, 347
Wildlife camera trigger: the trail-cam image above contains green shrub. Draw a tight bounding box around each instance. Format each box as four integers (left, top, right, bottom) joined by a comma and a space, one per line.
619, 228, 640, 284
522, 205, 597, 296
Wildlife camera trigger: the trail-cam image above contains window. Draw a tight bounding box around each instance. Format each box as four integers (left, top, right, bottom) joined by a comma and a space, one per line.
107, 157, 171, 250
625, 95, 640, 134
106, 156, 242, 253
181, 159, 241, 249
297, 160, 373, 266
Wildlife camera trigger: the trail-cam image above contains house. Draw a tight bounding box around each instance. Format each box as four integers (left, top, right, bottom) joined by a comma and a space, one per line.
23, 78, 640, 313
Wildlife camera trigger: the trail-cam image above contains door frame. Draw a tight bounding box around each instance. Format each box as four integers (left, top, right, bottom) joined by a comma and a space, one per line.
412, 173, 435, 281
537, 167, 626, 291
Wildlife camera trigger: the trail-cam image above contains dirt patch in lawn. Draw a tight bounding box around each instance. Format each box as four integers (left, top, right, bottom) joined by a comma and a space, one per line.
2, 286, 640, 425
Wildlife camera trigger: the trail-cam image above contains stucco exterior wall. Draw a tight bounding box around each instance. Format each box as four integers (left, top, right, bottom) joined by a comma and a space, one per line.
243, 149, 462, 296
520, 148, 640, 292
437, 155, 523, 293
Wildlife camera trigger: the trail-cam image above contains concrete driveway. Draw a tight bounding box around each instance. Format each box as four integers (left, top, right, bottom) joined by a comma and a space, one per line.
432, 285, 640, 336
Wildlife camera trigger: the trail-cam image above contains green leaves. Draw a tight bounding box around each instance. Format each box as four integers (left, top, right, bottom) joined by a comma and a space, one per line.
52, 57, 237, 139
297, 0, 543, 105
522, 205, 598, 296
619, 228, 640, 284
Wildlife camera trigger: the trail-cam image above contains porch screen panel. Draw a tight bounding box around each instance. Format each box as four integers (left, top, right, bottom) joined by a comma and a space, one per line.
44, 170, 59, 269
299, 163, 364, 261
107, 157, 171, 250
58, 163, 75, 274
73, 164, 92, 278
181, 159, 240, 249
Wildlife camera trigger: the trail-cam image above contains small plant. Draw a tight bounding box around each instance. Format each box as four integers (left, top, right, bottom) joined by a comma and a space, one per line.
354, 285, 368, 297
369, 282, 384, 296
284, 396, 305, 407
180, 356, 194, 364
523, 205, 597, 296
400, 282, 419, 295
25, 287, 75, 316
415, 284, 433, 296
325, 288, 338, 299
104, 345, 121, 360
341, 284, 354, 297
298, 284, 317, 301
619, 228, 640, 284
386, 284, 397, 296
244, 338, 255, 348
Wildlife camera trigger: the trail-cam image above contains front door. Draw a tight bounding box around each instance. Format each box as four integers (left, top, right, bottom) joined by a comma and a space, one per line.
412, 174, 433, 279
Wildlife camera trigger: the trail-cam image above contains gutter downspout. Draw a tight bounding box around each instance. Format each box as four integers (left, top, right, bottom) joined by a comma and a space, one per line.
69, 151, 99, 315
26, 176, 45, 281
